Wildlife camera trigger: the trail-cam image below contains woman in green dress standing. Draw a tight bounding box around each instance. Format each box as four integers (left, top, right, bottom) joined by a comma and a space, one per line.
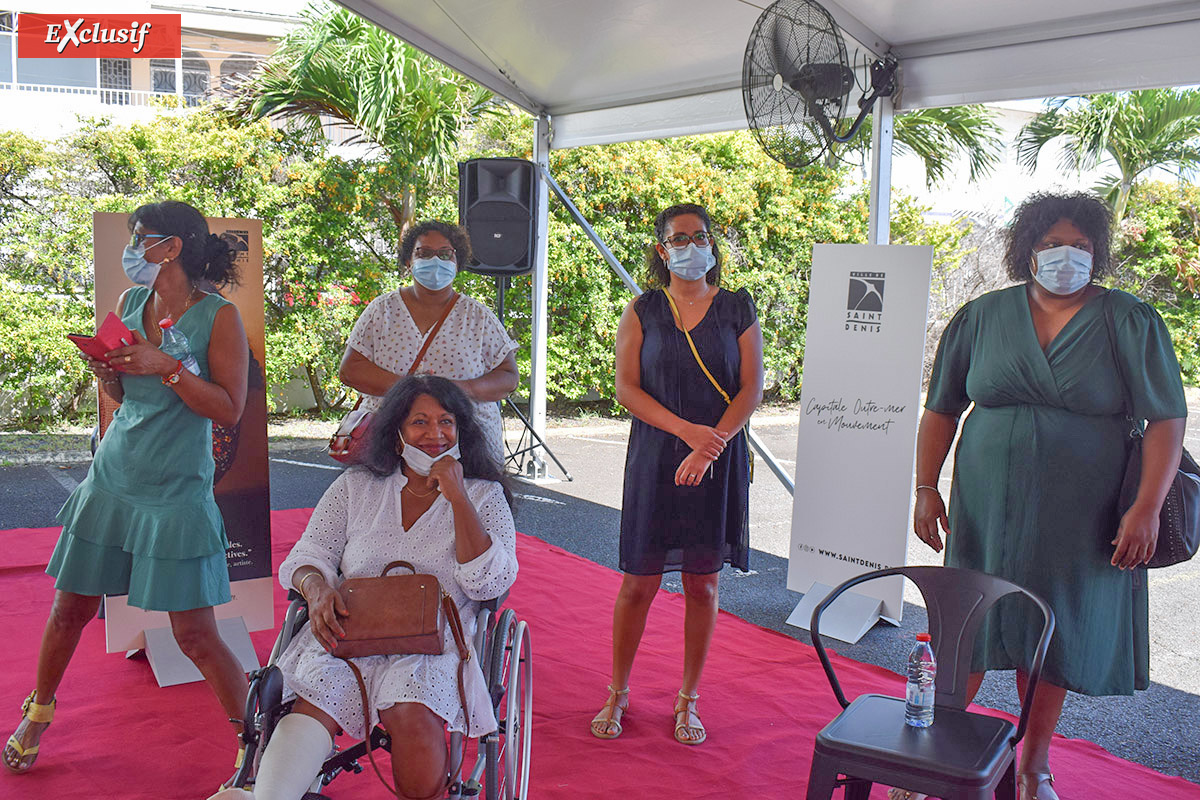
903, 193, 1187, 800
3, 201, 250, 780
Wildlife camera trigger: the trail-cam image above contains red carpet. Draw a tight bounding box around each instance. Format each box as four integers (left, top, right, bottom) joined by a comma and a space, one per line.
1, 508, 1196, 799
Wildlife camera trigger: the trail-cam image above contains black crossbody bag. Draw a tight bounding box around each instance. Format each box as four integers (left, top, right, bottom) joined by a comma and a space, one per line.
1101, 291, 1199, 568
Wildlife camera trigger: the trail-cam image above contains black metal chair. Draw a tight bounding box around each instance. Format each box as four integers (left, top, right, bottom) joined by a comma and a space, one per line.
805, 566, 1055, 800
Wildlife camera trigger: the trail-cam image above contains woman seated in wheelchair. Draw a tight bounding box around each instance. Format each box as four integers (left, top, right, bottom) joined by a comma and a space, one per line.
238, 375, 517, 800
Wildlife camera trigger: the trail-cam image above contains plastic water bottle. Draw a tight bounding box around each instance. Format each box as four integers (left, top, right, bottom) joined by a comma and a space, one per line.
905, 632, 936, 728
158, 318, 201, 375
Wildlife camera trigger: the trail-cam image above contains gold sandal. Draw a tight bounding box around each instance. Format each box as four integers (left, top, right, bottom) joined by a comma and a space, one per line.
887, 790, 927, 800
1018, 771, 1057, 800
590, 685, 630, 739
673, 691, 706, 746
3, 691, 56, 774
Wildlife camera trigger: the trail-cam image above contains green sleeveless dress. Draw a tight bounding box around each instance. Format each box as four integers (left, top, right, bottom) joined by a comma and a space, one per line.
48, 286, 233, 612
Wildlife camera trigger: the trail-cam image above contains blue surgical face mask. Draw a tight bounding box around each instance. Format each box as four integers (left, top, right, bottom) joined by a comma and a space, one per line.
121, 237, 171, 287
411, 256, 457, 291
666, 243, 716, 281
1034, 245, 1093, 295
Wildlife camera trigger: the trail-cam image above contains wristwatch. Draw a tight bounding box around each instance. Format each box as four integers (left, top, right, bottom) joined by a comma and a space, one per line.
161, 360, 184, 386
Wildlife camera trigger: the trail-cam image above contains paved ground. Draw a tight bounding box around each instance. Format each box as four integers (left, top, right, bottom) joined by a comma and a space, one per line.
1, 395, 1198, 783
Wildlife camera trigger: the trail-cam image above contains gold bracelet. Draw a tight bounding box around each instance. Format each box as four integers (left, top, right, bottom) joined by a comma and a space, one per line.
298, 571, 321, 599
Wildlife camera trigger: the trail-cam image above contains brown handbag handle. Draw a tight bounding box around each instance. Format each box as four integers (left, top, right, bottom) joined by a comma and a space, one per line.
342, 588, 473, 798
380, 560, 417, 576
407, 294, 459, 376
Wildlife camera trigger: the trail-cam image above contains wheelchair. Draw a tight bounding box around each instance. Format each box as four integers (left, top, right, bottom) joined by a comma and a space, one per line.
226, 591, 532, 800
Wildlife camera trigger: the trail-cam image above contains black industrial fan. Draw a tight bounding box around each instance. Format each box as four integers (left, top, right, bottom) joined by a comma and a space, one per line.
742, 0, 898, 168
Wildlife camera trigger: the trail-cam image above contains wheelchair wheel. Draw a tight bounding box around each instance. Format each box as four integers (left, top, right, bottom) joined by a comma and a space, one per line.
484, 612, 532, 800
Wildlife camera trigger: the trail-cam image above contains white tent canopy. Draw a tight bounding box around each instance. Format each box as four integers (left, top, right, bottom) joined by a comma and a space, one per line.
333, 0, 1200, 475
336, 0, 1200, 149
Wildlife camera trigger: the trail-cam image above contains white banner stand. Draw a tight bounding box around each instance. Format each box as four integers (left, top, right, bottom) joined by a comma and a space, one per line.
135, 617, 260, 688
786, 244, 932, 644
786, 582, 884, 644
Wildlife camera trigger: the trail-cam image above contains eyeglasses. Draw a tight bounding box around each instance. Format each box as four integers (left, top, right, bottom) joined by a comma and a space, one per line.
130, 233, 172, 248
413, 247, 456, 261
662, 232, 715, 249
1033, 240, 1092, 252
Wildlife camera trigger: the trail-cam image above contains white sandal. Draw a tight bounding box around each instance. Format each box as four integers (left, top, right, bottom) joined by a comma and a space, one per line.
673, 691, 706, 746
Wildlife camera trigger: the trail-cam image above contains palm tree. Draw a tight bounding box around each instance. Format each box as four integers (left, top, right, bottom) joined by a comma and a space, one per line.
836, 104, 1004, 187
1016, 89, 1200, 222
225, 2, 493, 235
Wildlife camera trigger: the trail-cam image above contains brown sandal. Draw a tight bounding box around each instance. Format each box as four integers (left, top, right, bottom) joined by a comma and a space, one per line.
673, 691, 706, 746
590, 685, 630, 739
1017, 772, 1057, 800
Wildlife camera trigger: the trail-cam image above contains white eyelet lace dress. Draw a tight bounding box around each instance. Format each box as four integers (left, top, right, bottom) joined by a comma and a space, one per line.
276, 469, 518, 739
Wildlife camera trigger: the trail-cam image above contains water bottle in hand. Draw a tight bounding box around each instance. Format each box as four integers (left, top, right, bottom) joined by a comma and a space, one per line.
158, 318, 200, 375
905, 632, 936, 728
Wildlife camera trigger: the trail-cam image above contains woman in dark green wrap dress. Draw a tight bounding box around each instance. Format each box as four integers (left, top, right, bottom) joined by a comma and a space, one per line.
902, 193, 1187, 800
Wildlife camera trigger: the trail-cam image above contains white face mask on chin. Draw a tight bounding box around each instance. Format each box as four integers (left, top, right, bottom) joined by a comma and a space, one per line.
399, 432, 460, 475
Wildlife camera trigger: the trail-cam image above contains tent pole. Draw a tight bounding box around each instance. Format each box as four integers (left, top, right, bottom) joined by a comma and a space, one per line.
867, 95, 894, 245
524, 114, 553, 479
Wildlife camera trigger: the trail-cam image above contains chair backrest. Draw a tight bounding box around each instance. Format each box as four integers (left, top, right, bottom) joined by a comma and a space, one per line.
809, 566, 1054, 745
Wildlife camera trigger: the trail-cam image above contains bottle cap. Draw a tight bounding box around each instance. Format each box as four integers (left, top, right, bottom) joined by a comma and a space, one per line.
916, 632, 931, 642
158, 317, 174, 329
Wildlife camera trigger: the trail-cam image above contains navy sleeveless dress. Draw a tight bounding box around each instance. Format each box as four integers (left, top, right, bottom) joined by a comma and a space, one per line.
619, 288, 757, 575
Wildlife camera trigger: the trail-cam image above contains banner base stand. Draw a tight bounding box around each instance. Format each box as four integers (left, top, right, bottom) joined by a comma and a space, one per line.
140, 616, 260, 687
785, 582, 885, 644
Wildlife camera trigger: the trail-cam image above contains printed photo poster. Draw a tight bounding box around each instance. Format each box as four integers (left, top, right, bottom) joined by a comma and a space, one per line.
92, 212, 273, 652
787, 244, 933, 622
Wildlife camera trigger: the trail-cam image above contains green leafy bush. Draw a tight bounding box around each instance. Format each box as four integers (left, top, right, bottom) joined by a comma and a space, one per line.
1115, 181, 1200, 382
0, 277, 94, 429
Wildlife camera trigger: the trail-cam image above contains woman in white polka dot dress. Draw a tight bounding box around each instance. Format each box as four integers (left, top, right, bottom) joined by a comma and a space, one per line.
245, 376, 518, 800
339, 221, 519, 463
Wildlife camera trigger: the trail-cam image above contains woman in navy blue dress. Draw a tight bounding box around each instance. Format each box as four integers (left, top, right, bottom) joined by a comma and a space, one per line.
591, 203, 763, 746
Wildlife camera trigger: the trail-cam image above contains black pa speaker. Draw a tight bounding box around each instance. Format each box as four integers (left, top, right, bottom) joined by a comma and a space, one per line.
458, 158, 538, 276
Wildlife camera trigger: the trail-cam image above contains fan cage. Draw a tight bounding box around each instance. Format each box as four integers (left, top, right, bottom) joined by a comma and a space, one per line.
742, 0, 852, 169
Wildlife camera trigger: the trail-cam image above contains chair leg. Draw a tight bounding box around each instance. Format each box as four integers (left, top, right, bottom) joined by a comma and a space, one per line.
994, 760, 1017, 800
844, 778, 872, 800
805, 754, 840, 800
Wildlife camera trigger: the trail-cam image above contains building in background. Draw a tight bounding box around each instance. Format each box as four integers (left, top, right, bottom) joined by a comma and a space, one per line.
0, 3, 301, 137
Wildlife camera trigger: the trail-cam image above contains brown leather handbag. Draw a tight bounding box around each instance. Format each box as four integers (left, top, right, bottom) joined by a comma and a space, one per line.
328, 560, 472, 797
331, 560, 446, 657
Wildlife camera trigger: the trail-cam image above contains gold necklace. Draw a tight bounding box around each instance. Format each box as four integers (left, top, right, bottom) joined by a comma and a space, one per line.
157, 284, 199, 322
403, 482, 437, 498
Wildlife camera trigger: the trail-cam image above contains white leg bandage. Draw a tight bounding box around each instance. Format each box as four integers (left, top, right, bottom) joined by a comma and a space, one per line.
252, 712, 334, 800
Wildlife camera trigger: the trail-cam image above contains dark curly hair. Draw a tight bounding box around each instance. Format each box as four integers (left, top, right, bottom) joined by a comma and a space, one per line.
399, 220, 472, 269
645, 203, 723, 289
360, 375, 513, 509
128, 200, 240, 287
1004, 192, 1113, 283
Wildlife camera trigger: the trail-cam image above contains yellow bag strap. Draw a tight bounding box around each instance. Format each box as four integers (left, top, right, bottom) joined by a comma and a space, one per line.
662, 288, 754, 482
663, 288, 731, 405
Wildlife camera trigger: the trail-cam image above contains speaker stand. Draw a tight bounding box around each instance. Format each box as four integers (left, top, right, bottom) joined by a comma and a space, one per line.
494, 276, 573, 483
501, 396, 572, 482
